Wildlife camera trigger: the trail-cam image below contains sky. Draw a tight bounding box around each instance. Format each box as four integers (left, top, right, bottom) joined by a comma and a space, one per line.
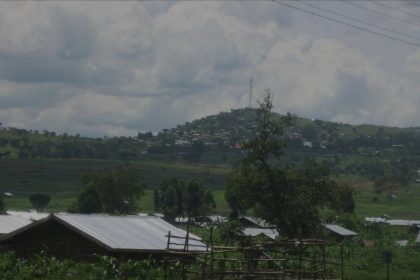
0, 1, 420, 137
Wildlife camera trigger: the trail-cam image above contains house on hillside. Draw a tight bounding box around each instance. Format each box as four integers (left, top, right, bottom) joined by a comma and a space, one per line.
0, 214, 206, 261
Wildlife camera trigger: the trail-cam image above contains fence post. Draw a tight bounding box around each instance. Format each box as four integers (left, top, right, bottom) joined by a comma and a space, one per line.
210, 225, 214, 278
340, 244, 344, 280
164, 231, 171, 280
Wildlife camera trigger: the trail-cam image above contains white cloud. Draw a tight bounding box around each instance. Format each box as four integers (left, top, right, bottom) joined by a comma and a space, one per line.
0, 1, 419, 136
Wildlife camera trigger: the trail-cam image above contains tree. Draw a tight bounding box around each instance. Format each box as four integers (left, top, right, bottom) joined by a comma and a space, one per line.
184, 141, 205, 162
154, 177, 216, 222
75, 168, 144, 214
331, 185, 355, 214
162, 186, 179, 223
226, 90, 344, 238
0, 194, 4, 213
77, 188, 102, 214
29, 193, 51, 212
154, 177, 185, 220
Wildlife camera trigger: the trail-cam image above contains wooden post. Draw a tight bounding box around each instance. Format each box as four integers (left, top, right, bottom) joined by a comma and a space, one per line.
340, 244, 344, 280
164, 231, 171, 280
210, 225, 214, 278
322, 243, 326, 280
184, 216, 191, 252
202, 242, 209, 280
298, 242, 303, 280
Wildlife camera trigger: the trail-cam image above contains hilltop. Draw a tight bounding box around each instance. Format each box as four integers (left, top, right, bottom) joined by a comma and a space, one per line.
2, 108, 420, 217
2, 108, 420, 182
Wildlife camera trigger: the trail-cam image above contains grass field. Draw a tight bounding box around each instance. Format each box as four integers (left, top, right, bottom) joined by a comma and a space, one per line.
2, 158, 420, 220
0, 158, 231, 213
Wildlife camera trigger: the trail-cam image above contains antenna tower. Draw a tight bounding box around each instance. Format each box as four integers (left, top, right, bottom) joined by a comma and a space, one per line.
248, 77, 254, 108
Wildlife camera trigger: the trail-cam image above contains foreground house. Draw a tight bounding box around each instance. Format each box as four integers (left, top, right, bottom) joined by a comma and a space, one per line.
0, 213, 206, 261
6, 210, 49, 221
0, 215, 31, 236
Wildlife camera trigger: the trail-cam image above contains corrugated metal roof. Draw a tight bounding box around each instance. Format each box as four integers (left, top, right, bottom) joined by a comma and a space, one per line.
54, 214, 205, 252
324, 224, 357, 236
387, 219, 420, 226
241, 228, 279, 240
365, 217, 387, 223
365, 217, 420, 226
395, 240, 408, 247
6, 210, 49, 221
241, 216, 273, 228
0, 215, 31, 234
175, 217, 191, 223
416, 232, 420, 243
207, 215, 227, 223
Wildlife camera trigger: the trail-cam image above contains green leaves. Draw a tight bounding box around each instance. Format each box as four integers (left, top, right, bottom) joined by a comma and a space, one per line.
154, 177, 216, 221
226, 89, 347, 238
75, 168, 144, 214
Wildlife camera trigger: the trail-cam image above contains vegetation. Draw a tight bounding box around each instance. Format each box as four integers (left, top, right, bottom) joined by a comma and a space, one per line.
154, 177, 215, 222
0, 194, 3, 213
1, 222, 420, 279
0, 252, 182, 280
72, 168, 144, 214
29, 193, 50, 212
226, 91, 352, 237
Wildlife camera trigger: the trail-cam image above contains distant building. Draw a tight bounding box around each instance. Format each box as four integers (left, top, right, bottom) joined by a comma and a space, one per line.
196, 215, 227, 227
241, 228, 279, 240
395, 240, 408, 247
416, 232, 420, 246
238, 216, 274, 229
0, 214, 206, 261
324, 224, 357, 241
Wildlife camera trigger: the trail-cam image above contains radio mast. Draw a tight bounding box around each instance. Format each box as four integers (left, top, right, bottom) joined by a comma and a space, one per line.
248, 77, 254, 108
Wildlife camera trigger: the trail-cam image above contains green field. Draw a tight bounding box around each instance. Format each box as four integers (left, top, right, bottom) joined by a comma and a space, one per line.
1, 158, 420, 219
0, 158, 230, 213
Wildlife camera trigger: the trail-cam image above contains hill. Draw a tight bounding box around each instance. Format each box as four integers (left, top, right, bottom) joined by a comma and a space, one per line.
2, 108, 420, 183
2, 108, 420, 217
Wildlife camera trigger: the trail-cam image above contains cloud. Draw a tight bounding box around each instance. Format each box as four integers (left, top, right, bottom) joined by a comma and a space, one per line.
0, 1, 419, 136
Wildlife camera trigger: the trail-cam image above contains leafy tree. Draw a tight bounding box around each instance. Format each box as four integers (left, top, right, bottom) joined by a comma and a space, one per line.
0, 194, 4, 212
29, 193, 51, 212
153, 189, 161, 212
183, 180, 216, 220
184, 141, 205, 162
154, 177, 215, 222
77, 188, 102, 214
154, 177, 185, 219
162, 186, 179, 223
75, 168, 144, 214
226, 90, 344, 238
332, 185, 355, 214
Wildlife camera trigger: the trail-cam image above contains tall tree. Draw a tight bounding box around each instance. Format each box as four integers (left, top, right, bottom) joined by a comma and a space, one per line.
162, 186, 179, 223
0, 194, 4, 213
226, 90, 343, 238
75, 168, 144, 214
154, 177, 215, 222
